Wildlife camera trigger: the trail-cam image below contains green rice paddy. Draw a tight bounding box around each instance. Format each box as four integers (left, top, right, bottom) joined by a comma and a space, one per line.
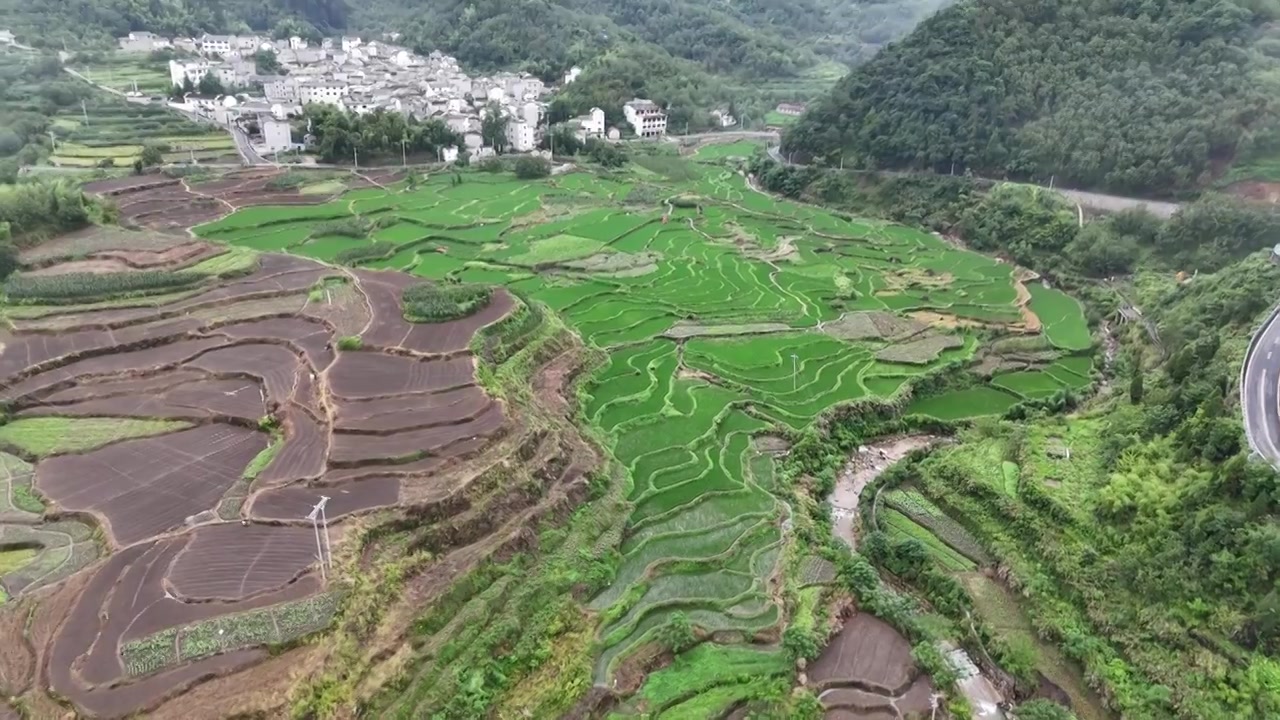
198, 154, 1091, 699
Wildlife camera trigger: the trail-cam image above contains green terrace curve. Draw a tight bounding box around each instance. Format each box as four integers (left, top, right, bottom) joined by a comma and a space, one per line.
194, 152, 1091, 703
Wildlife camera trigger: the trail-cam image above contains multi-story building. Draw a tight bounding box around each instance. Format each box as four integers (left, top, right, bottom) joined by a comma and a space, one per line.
505, 120, 536, 152
260, 117, 295, 153
261, 76, 298, 103
199, 34, 235, 55
623, 99, 667, 138
169, 59, 211, 88
298, 82, 346, 106
118, 31, 171, 53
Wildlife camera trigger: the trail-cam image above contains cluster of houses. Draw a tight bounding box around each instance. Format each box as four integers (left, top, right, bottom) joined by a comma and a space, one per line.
116, 31, 670, 159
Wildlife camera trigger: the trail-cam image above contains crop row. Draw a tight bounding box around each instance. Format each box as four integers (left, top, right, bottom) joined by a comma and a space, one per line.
121, 592, 342, 676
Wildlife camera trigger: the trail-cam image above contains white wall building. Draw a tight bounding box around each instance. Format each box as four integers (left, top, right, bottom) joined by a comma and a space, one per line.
623, 99, 667, 138
169, 59, 211, 88
262, 76, 298, 103
199, 34, 234, 55
711, 109, 736, 127
298, 82, 346, 106
505, 120, 536, 152
563, 66, 582, 84
289, 35, 308, 50
442, 146, 459, 163
118, 31, 171, 53
522, 101, 540, 127
261, 117, 295, 153
583, 107, 605, 137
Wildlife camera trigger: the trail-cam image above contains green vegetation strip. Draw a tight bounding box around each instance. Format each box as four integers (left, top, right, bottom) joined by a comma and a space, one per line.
0, 417, 191, 458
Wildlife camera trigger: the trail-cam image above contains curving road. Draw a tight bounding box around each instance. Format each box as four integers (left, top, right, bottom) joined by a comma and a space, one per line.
1241, 307, 1280, 466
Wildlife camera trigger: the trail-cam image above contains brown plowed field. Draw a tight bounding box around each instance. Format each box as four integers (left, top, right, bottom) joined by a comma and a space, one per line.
169, 524, 318, 600
38, 369, 209, 403
334, 386, 491, 432
354, 269, 517, 353
36, 425, 269, 546
329, 402, 505, 465
328, 351, 477, 398
187, 342, 301, 405
250, 475, 401, 521
0, 192, 534, 717
256, 404, 328, 486
810, 614, 919, 694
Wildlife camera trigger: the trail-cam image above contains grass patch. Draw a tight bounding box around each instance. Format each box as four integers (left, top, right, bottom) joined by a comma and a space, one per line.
907, 387, 1020, 420
880, 508, 976, 571
0, 417, 190, 457
508, 234, 606, 266
1028, 284, 1091, 351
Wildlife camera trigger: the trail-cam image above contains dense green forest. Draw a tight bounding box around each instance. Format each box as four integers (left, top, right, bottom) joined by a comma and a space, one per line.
784, 0, 1280, 196
750, 155, 1280, 716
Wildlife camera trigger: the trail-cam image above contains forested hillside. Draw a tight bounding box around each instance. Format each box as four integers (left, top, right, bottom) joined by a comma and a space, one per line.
0, 0, 952, 103
785, 0, 1280, 196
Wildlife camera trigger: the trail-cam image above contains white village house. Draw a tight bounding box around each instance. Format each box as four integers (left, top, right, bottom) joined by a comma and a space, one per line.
623, 99, 667, 138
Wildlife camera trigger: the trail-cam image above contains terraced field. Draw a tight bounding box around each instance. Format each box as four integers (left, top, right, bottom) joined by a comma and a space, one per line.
186, 156, 1092, 707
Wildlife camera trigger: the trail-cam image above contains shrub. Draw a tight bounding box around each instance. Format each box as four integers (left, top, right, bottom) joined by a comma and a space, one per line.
513, 156, 551, 179
656, 612, 696, 653
265, 171, 311, 191
334, 241, 395, 266
140, 144, 166, 167
402, 282, 492, 322
4, 270, 202, 302
336, 335, 363, 351
311, 217, 370, 239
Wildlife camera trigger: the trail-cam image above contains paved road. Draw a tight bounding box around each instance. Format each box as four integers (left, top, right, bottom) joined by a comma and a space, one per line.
230, 125, 271, 166
765, 145, 1183, 218
1241, 306, 1280, 466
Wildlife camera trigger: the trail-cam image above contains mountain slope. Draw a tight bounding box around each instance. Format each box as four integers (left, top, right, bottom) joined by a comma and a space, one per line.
784, 0, 1280, 196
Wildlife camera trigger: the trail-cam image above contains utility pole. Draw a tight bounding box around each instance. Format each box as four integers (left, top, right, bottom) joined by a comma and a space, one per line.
81, 99, 88, 125
791, 353, 799, 392
306, 503, 327, 582
318, 495, 333, 570
353, 145, 358, 171
1049, 174, 1056, 190
401, 137, 407, 168
47, 130, 56, 151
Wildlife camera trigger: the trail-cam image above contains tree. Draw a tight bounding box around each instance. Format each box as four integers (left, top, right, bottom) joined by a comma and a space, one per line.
170, 76, 196, 100
139, 144, 166, 167
197, 72, 225, 97
586, 139, 627, 168
656, 612, 696, 653
513, 156, 551, 180
481, 102, 509, 153
0, 241, 17, 282
254, 49, 282, 75
1014, 699, 1077, 720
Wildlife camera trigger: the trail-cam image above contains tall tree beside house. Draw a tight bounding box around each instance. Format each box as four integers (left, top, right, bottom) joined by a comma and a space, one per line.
304, 105, 459, 164
196, 73, 225, 97
254, 49, 282, 75
481, 102, 509, 153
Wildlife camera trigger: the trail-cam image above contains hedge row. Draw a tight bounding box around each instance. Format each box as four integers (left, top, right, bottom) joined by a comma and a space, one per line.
4, 270, 202, 302
402, 282, 492, 322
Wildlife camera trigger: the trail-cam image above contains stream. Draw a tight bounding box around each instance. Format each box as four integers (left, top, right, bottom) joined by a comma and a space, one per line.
827, 436, 1008, 719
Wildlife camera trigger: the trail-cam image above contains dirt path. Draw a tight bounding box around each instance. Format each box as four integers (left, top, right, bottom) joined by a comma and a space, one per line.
828, 435, 939, 549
